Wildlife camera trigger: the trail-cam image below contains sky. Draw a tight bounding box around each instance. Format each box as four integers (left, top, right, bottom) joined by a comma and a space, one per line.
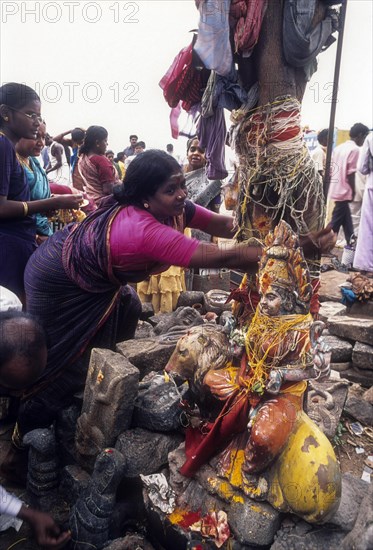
1, 0, 372, 157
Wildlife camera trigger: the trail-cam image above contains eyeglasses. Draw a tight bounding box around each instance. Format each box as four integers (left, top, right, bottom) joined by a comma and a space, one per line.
8, 107, 43, 123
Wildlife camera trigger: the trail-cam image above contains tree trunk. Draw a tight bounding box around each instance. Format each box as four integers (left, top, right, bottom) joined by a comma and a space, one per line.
254, 0, 326, 104
233, 0, 328, 249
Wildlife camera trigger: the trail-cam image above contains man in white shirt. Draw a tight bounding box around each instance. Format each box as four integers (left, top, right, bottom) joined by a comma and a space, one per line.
311, 128, 329, 177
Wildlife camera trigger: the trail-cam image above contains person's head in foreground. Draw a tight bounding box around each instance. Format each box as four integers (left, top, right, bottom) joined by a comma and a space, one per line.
0, 310, 71, 548
0, 310, 47, 394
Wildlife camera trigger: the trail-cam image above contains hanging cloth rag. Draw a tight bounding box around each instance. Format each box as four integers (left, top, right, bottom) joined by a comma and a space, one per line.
202, 65, 249, 117
170, 103, 182, 139
283, 0, 339, 79
159, 40, 206, 111
229, 0, 268, 56
198, 107, 228, 180
194, 0, 232, 77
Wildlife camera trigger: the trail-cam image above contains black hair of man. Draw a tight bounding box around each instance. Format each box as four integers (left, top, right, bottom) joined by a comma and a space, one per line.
129, 135, 138, 140
349, 123, 369, 139
135, 141, 146, 150
317, 129, 329, 147
71, 128, 85, 143
0, 311, 46, 365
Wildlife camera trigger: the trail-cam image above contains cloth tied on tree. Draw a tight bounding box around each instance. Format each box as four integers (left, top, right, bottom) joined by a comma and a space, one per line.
159, 40, 207, 112
194, 0, 232, 77
283, 0, 340, 79
229, 0, 268, 55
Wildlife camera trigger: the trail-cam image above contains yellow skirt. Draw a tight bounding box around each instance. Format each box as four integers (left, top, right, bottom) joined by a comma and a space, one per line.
137, 265, 186, 314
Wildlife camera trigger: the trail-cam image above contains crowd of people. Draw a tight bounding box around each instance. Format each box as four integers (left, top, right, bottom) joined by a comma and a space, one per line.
0, 82, 262, 547
0, 81, 371, 547
311, 122, 372, 274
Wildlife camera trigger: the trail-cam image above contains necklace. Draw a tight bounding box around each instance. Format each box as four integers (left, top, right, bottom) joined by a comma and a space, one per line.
16, 153, 31, 170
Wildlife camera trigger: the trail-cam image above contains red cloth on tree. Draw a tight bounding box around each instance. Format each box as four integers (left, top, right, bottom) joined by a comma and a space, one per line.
229, 0, 267, 55
159, 41, 206, 112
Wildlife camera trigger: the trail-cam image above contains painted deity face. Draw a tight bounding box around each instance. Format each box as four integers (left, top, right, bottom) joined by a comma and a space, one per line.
187, 139, 206, 170
147, 172, 188, 220
259, 285, 284, 316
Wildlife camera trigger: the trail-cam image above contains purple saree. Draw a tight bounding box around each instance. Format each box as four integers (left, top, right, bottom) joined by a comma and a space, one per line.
21, 202, 141, 433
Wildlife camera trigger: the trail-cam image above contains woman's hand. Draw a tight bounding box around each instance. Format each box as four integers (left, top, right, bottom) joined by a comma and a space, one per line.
18, 505, 71, 548
301, 224, 337, 256
51, 194, 83, 211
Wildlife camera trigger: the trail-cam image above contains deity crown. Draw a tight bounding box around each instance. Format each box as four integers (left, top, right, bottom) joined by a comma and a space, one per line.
258, 221, 313, 308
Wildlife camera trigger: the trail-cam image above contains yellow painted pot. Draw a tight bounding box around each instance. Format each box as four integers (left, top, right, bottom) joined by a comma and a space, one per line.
267, 411, 341, 523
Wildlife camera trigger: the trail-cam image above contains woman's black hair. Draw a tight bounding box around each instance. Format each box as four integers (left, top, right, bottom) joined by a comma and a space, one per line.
0, 83, 40, 125
113, 149, 181, 207
79, 125, 108, 155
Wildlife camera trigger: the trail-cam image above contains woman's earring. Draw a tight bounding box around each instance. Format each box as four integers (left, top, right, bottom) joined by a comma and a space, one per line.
144, 202, 149, 209
4, 116, 9, 121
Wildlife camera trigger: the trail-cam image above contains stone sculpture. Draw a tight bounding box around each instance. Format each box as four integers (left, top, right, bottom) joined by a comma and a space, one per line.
24, 428, 60, 511
69, 448, 125, 549
166, 221, 341, 523
74, 348, 139, 470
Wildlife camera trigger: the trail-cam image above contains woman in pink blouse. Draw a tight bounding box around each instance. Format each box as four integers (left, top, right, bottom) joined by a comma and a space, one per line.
17, 150, 335, 447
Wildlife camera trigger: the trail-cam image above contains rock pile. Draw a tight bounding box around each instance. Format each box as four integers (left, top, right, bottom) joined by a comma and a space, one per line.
17, 293, 372, 550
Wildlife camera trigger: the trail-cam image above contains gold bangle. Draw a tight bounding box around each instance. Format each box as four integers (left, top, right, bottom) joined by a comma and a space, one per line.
22, 201, 29, 217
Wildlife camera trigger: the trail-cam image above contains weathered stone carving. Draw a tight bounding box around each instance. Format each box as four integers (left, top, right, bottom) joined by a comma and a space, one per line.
75, 348, 139, 470
24, 428, 59, 510
69, 448, 125, 549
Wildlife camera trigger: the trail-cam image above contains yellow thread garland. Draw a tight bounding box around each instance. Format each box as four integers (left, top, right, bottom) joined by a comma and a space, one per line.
243, 309, 313, 393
